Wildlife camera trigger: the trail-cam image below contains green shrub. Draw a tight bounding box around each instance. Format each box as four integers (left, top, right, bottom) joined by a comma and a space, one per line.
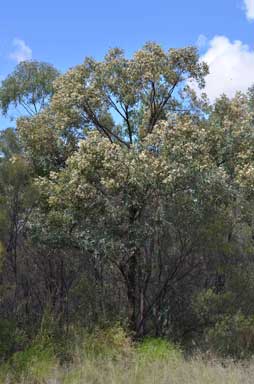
208, 312, 254, 359
0, 319, 26, 361
193, 288, 234, 326
5, 324, 57, 382
80, 324, 133, 359
136, 337, 182, 362
7, 342, 57, 382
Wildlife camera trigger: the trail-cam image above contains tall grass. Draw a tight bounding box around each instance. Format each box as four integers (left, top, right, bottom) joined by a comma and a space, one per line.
1, 326, 254, 383
59, 357, 254, 384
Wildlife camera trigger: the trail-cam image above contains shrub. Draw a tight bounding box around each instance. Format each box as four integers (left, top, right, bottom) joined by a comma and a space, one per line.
193, 288, 234, 327
208, 312, 254, 359
11, 344, 55, 379
0, 319, 26, 361
80, 324, 133, 359
136, 337, 182, 362
5, 322, 57, 383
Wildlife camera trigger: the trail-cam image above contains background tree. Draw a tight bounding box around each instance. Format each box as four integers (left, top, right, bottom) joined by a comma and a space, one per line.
0, 128, 36, 321
0, 60, 59, 118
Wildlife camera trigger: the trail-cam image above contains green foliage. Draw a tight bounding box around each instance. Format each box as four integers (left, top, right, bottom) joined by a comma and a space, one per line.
208, 313, 254, 359
0, 128, 22, 159
193, 289, 234, 325
81, 325, 133, 359
0, 150, 36, 249
1, 332, 253, 384
136, 338, 182, 362
193, 265, 254, 354
8, 342, 56, 382
20, 42, 208, 157
0, 320, 26, 361
0, 60, 59, 117
5, 314, 57, 382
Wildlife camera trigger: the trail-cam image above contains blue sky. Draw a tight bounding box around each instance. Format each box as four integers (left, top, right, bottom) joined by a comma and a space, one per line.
0, 0, 254, 128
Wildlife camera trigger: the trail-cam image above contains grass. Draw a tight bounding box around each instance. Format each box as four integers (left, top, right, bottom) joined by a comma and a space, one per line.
2, 354, 254, 384
1, 328, 254, 383
62, 357, 254, 384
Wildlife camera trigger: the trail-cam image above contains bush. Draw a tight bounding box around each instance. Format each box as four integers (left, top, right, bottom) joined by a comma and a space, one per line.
0, 319, 26, 361
5, 320, 58, 383
136, 337, 182, 362
10, 343, 56, 380
79, 324, 133, 359
193, 288, 234, 327
207, 313, 254, 359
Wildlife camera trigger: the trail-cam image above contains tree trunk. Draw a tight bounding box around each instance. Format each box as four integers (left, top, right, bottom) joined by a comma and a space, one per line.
126, 253, 137, 333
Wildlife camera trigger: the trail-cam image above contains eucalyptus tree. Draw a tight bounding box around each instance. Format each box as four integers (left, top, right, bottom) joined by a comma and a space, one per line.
0, 128, 36, 319
0, 60, 59, 118
17, 43, 254, 337
50, 42, 208, 144
21, 42, 214, 334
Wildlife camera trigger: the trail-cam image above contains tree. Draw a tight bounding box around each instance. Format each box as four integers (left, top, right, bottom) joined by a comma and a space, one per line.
5, 43, 254, 342
0, 61, 59, 118
17, 43, 209, 334
50, 42, 208, 145
36, 90, 254, 338
0, 128, 36, 319
17, 43, 208, 175
37, 115, 231, 335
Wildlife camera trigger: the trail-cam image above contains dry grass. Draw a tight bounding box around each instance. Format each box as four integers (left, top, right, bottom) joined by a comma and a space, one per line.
59, 357, 254, 384
2, 355, 254, 384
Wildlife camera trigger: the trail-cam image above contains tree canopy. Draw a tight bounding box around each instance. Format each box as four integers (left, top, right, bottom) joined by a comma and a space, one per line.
0, 60, 59, 117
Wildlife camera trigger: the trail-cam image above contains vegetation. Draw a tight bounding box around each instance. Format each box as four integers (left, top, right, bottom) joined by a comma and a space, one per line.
1, 41, 254, 381
0, 328, 254, 383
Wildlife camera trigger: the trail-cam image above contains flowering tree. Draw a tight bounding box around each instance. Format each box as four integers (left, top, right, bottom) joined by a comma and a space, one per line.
15, 44, 254, 336
37, 116, 232, 334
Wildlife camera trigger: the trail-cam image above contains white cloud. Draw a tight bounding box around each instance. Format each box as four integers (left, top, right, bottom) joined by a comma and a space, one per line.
192, 35, 254, 102
9, 38, 32, 63
243, 0, 254, 20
